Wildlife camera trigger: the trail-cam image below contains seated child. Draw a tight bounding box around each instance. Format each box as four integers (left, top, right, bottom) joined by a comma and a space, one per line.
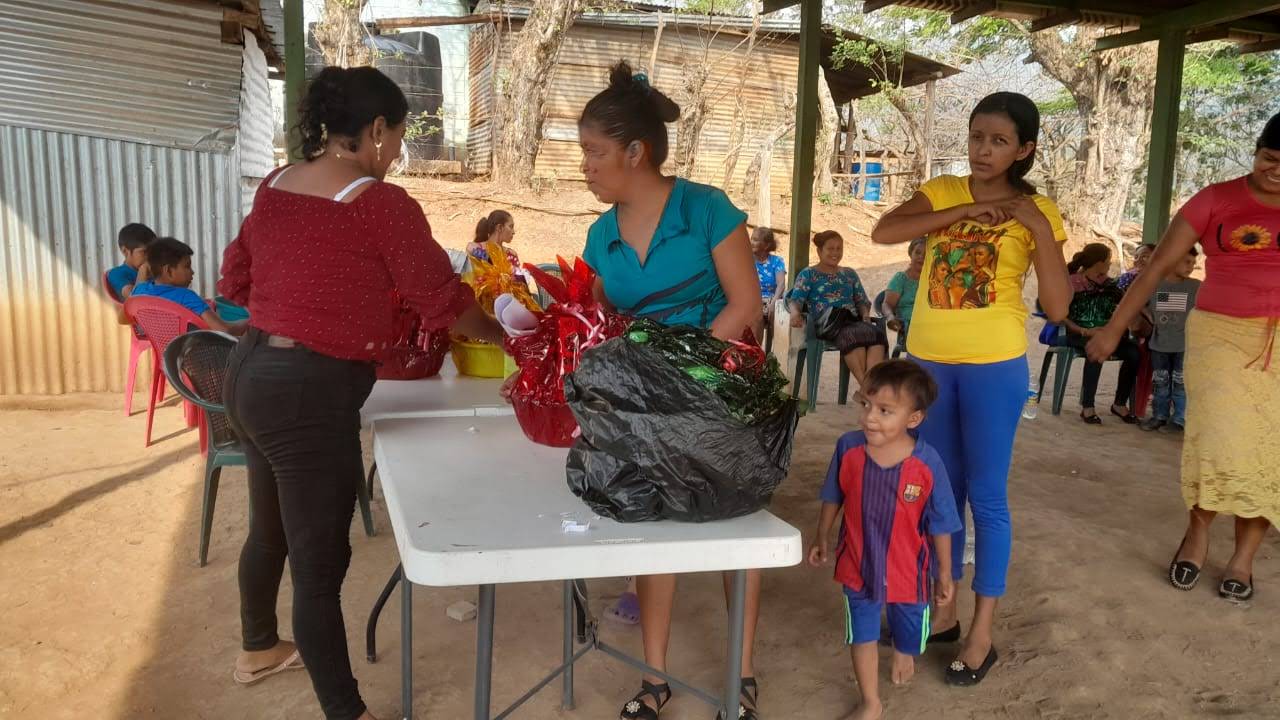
131, 237, 246, 336
105, 222, 157, 300
807, 359, 961, 720
1140, 247, 1201, 433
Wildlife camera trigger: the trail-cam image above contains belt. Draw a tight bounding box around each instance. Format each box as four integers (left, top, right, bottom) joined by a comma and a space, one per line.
264, 333, 303, 349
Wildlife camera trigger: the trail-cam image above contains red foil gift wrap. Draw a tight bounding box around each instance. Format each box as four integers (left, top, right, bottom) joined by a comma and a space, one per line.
505, 257, 630, 447
377, 295, 450, 380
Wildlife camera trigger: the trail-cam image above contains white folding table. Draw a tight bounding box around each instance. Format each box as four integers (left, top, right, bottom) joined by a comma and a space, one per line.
360, 361, 510, 427
372, 415, 802, 720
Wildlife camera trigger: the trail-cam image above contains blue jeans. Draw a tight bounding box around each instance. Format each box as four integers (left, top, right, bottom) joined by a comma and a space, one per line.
915, 356, 1027, 598
1150, 350, 1186, 424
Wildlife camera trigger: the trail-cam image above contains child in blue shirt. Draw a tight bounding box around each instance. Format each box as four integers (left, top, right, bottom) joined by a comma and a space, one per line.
105, 222, 157, 300
131, 237, 246, 335
808, 359, 961, 720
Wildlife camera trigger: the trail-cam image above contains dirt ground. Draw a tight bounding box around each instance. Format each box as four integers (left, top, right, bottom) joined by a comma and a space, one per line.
2, 182, 1278, 719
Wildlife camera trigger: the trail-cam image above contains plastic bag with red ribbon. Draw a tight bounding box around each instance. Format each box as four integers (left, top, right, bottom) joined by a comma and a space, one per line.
376, 296, 450, 380
504, 257, 630, 447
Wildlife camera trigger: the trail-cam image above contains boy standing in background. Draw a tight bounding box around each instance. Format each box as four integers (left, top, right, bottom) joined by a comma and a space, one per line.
1141, 247, 1201, 433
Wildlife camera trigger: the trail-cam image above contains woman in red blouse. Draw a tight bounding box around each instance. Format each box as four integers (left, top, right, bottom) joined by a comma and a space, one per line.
218, 67, 500, 720
1090, 112, 1280, 603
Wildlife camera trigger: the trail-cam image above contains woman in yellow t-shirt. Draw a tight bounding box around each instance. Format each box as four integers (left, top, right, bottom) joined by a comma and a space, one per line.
871, 92, 1072, 687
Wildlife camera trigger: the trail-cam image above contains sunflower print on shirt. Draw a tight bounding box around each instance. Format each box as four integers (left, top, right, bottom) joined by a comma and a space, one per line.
1217, 223, 1276, 252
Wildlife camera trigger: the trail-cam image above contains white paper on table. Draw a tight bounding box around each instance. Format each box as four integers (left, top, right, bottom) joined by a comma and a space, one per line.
495, 293, 539, 337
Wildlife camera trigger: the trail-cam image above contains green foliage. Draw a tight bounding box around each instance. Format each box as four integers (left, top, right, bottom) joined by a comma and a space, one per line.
678, 0, 748, 15
1037, 91, 1077, 116
404, 109, 446, 143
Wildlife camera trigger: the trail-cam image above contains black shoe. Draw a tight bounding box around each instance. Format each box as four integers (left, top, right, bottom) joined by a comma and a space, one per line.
946, 647, 998, 686
620, 680, 671, 720
1169, 536, 1203, 591
1080, 410, 1102, 425
1140, 417, 1166, 432
717, 677, 759, 720
928, 622, 962, 643
1220, 576, 1254, 602
1159, 422, 1185, 435
1111, 405, 1139, 424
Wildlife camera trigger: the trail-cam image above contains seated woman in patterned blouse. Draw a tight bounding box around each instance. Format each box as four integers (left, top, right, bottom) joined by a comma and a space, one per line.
787, 230, 888, 388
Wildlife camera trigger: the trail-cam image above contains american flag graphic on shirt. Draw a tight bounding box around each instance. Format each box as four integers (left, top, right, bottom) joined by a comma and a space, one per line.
1155, 291, 1190, 313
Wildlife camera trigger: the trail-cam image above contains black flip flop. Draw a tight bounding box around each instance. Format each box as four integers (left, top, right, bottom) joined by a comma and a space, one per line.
1169, 537, 1203, 591
928, 623, 962, 644
946, 647, 997, 687
1219, 576, 1254, 602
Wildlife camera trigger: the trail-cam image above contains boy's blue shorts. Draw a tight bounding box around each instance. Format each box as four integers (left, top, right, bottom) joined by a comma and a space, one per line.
843, 586, 930, 656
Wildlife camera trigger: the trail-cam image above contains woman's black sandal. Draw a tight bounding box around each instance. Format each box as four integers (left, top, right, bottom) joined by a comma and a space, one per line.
620, 680, 671, 720
1169, 537, 1203, 591
1219, 576, 1254, 601
717, 677, 760, 720
928, 623, 962, 644
1080, 410, 1103, 425
945, 647, 997, 687
1110, 405, 1139, 424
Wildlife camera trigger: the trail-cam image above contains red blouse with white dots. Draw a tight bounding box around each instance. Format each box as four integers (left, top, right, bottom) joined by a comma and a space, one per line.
218, 168, 474, 362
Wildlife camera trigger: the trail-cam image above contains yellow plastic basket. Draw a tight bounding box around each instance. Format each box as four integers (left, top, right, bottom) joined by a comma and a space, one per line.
451, 339, 515, 378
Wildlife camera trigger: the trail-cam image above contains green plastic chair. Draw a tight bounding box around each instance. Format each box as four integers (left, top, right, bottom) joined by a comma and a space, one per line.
1034, 314, 1130, 416
789, 312, 852, 413
531, 262, 563, 310
163, 331, 375, 566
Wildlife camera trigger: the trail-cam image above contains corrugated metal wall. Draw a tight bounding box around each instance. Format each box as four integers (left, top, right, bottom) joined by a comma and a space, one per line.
467, 21, 800, 191
239, 39, 276, 211
0, 0, 243, 152
0, 125, 239, 395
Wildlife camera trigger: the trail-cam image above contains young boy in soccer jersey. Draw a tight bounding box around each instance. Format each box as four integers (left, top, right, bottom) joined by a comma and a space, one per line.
807, 359, 961, 720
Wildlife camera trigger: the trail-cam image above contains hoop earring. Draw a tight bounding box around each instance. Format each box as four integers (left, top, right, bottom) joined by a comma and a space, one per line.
375, 140, 383, 163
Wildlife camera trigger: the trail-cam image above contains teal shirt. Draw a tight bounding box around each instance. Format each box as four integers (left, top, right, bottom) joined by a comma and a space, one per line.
886, 271, 919, 326
584, 178, 747, 329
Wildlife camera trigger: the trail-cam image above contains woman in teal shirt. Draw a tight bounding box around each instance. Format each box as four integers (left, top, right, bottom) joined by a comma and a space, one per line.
579, 61, 763, 720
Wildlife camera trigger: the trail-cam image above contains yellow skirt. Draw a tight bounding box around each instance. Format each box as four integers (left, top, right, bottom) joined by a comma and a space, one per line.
1182, 310, 1280, 523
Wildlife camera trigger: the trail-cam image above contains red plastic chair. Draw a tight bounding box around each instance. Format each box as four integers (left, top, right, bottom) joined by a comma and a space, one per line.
102, 272, 158, 417
123, 295, 208, 448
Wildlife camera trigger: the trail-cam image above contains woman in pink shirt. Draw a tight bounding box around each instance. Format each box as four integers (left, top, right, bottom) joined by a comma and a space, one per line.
1090, 113, 1280, 603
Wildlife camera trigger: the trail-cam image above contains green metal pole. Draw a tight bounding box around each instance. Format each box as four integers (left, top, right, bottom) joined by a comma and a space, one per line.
787, 0, 821, 282
284, 0, 305, 163
1142, 29, 1186, 245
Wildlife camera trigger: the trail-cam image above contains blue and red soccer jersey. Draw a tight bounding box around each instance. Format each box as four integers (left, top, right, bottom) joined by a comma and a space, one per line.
820, 431, 962, 604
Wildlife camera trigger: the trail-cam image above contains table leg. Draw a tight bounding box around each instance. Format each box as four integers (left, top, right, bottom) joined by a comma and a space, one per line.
402, 575, 414, 720
562, 580, 575, 710
723, 569, 747, 719
368, 564, 403, 662
475, 584, 496, 720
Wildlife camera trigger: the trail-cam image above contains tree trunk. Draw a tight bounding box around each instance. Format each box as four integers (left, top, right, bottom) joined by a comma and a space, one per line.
1027, 27, 1156, 236
315, 0, 371, 67
743, 108, 796, 222
814, 73, 838, 196
721, 5, 761, 188
674, 61, 710, 178
886, 90, 926, 196
493, 0, 581, 185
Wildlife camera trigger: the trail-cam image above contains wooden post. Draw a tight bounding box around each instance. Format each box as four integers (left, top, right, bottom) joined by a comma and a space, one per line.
284, 0, 304, 162
922, 78, 936, 181
648, 12, 665, 83
1142, 29, 1186, 245
787, 0, 821, 283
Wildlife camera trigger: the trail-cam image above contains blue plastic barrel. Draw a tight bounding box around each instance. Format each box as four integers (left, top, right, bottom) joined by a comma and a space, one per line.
850, 162, 884, 201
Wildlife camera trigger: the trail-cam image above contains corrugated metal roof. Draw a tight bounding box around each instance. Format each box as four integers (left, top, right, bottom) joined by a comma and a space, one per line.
0, 125, 240, 395
0, 0, 244, 152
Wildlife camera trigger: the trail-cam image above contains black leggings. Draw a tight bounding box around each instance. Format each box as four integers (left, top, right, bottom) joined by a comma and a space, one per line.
224, 328, 375, 720
1058, 332, 1140, 410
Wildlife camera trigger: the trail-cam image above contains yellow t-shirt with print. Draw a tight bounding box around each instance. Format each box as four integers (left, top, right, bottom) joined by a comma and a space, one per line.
906, 174, 1067, 364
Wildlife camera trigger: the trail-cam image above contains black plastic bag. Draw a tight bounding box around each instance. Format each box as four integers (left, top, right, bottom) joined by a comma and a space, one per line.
814, 306, 858, 342
564, 337, 799, 523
